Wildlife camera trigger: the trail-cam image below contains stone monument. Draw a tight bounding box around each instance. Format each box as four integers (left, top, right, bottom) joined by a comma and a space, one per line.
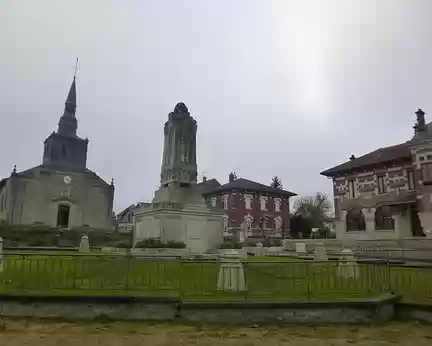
296, 242, 307, 254
133, 103, 224, 253
337, 248, 359, 279
79, 235, 90, 253
217, 249, 247, 292
255, 242, 265, 257
313, 244, 328, 261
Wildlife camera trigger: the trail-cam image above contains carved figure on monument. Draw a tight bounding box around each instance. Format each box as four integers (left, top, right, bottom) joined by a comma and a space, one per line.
180, 141, 186, 162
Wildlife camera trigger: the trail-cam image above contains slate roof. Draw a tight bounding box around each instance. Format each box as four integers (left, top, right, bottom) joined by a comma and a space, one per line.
320, 142, 412, 177
196, 178, 221, 193
203, 178, 297, 197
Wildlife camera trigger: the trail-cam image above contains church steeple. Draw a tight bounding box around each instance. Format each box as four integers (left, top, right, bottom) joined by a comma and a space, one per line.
42, 69, 88, 170
58, 77, 78, 137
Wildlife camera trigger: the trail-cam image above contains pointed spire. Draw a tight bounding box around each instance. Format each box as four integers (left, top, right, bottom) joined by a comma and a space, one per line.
64, 77, 77, 114
58, 70, 78, 137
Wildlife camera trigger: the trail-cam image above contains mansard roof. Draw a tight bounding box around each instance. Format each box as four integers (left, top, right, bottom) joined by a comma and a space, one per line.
203, 177, 296, 197
320, 142, 412, 177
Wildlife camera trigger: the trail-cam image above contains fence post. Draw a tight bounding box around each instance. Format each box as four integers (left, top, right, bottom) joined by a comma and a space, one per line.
0, 237, 3, 273
306, 262, 311, 300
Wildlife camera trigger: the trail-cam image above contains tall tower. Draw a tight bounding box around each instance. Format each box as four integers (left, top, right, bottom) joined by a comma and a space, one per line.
160, 102, 198, 187
42, 77, 88, 170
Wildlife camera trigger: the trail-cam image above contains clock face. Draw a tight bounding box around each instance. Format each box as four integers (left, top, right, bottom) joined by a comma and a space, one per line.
64, 176, 72, 184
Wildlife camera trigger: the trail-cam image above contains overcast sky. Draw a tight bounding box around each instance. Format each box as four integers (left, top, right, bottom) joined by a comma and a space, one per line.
1, 0, 432, 212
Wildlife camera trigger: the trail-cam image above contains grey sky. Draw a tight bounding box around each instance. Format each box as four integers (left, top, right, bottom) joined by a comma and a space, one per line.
1, 0, 432, 212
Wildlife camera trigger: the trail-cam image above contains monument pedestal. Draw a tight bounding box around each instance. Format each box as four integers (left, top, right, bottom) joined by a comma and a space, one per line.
134, 184, 223, 254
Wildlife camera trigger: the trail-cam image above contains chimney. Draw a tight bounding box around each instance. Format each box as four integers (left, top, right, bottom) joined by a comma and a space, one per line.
229, 172, 235, 182
414, 108, 427, 133
349, 154, 356, 161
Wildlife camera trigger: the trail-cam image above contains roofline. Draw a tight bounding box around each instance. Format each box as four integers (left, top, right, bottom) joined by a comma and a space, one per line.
320, 157, 412, 178
202, 187, 297, 197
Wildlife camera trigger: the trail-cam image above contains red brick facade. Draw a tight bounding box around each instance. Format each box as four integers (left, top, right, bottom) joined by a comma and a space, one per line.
205, 190, 292, 231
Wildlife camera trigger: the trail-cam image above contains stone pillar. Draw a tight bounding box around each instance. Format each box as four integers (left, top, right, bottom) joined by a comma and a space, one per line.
392, 213, 411, 238
334, 211, 347, 239
217, 250, 247, 292
0, 236, 3, 272
362, 207, 376, 233
418, 212, 432, 238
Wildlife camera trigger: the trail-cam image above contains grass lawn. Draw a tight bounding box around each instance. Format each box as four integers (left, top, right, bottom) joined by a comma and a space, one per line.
1, 319, 432, 346
0, 252, 393, 301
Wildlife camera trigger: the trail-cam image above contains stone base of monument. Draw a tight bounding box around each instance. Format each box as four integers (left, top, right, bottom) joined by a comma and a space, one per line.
217, 250, 247, 292
296, 242, 307, 254
134, 184, 224, 254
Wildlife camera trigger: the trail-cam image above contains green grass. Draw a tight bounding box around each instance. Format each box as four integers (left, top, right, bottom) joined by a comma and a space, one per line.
0, 253, 397, 302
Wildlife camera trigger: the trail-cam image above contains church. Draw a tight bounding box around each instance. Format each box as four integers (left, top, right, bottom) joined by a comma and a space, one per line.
0, 76, 114, 229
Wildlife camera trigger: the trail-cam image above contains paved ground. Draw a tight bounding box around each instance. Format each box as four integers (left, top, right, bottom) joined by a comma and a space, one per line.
0, 319, 431, 346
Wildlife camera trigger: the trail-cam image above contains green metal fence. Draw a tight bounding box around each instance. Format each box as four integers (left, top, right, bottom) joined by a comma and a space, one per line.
0, 253, 431, 303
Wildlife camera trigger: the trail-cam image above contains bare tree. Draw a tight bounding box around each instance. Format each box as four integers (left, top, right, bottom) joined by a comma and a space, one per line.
293, 192, 332, 228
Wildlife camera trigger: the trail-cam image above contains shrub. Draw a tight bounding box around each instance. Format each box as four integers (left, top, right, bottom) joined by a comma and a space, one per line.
135, 238, 186, 249
219, 242, 242, 249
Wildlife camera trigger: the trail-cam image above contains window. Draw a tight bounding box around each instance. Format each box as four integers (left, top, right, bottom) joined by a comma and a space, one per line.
422, 163, 432, 184
0, 194, 3, 212
274, 198, 282, 212
348, 180, 356, 198
222, 194, 229, 210
377, 175, 386, 194
346, 208, 366, 231
375, 206, 395, 230
210, 197, 217, 207
407, 170, 415, 190
259, 196, 268, 211
244, 195, 252, 210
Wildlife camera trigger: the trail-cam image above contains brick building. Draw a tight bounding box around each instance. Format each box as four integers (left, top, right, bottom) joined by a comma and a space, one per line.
201, 173, 296, 239
320, 109, 432, 240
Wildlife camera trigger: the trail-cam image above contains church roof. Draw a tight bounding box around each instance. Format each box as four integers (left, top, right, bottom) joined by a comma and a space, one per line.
14, 165, 111, 187
203, 178, 296, 197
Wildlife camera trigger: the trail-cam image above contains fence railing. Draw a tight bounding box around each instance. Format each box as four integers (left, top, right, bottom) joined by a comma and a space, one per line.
0, 253, 431, 303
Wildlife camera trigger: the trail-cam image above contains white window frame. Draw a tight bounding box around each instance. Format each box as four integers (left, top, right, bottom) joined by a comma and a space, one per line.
274, 198, 282, 212
210, 197, 217, 207
260, 196, 268, 211
222, 194, 229, 210
244, 194, 252, 210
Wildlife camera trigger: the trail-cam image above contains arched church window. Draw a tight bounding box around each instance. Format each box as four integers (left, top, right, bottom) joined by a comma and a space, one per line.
62, 144, 67, 158
375, 206, 395, 230
346, 208, 366, 231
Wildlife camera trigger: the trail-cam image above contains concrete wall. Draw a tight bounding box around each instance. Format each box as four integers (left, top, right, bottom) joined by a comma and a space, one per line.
8, 166, 113, 229
0, 294, 398, 325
